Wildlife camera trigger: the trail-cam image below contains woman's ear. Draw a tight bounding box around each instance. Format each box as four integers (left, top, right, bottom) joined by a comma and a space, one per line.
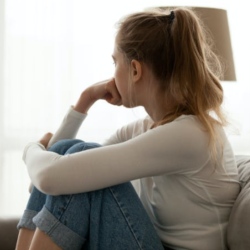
130, 59, 142, 83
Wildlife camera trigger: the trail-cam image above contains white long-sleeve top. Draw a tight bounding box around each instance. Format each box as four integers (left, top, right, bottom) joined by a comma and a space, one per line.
23, 107, 240, 250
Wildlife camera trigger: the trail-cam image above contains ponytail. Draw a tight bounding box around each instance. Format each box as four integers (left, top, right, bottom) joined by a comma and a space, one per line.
117, 7, 227, 161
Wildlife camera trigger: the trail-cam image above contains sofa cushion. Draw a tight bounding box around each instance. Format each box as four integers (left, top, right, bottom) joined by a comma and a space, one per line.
227, 155, 250, 250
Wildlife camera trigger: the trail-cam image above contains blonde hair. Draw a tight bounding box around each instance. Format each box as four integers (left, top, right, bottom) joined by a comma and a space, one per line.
116, 7, 227, 160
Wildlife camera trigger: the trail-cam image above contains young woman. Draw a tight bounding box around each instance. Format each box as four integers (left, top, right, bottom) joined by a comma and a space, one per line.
16, 7, 240, 250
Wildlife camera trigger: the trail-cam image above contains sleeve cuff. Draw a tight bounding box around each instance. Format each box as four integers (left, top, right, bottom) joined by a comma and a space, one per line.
68, 106, 88, 120
23, 142, 46, 162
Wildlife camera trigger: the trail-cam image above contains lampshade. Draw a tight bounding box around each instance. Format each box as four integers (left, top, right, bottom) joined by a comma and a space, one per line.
145, 7, 236, 81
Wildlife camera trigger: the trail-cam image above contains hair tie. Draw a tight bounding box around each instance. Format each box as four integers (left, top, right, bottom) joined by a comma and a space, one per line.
168, 11, 175, 23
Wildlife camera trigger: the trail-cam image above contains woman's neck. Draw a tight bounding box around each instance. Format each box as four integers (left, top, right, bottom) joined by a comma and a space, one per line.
143, 94, 174, 123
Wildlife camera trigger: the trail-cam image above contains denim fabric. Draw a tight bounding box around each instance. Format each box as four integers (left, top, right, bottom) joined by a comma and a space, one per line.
18, 139, 165, 250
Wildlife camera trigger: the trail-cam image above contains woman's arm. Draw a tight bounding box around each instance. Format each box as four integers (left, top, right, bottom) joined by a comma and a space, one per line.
73, 78, 122, 114
27, 78, 122, 192
47, 78, 122, 148
24, 116, 210, 196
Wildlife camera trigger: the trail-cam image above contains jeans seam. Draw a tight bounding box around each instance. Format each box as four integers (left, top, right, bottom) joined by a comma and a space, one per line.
47, 195, 74, 234
109, 186, 144, 250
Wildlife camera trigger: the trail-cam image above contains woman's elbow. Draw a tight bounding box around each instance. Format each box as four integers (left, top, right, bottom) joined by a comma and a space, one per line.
33, 170, 58, 196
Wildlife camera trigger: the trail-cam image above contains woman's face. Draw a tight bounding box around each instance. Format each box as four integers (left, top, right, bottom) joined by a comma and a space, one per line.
112, 43, 133, 108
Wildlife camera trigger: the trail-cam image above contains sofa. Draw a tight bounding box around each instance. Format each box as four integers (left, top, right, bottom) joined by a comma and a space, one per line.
0, 155, 249, 250
0, 217, 19, 250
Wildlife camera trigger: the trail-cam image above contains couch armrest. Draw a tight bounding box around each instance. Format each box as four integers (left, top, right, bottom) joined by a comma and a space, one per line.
0, 217, 19, 250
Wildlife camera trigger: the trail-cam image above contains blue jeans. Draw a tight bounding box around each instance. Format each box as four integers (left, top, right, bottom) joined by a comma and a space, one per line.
18, 139, 165, 250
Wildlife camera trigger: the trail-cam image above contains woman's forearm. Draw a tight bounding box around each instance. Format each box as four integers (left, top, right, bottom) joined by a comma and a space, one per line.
73, 88, 96, 114
73, 78, 122, 114
47, 107, 87, 148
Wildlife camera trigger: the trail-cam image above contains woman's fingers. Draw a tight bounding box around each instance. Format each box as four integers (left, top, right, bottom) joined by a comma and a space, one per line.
104, 79, 122, 105
74, 78, 122, 114
39, 132, 53, 148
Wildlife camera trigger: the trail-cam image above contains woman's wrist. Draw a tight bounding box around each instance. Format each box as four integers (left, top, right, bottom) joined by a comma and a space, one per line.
73, 89, 96, 114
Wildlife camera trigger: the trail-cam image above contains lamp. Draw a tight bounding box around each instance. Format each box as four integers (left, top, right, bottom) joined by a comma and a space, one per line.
145, 7, 236, 81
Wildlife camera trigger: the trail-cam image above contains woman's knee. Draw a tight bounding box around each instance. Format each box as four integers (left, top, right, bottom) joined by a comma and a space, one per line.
48, 139, 83, 154
65, 141, 101, 154
48, 139, 101, 155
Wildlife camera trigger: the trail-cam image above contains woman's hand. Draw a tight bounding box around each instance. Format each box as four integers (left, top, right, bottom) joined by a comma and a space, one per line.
39, 132, 53, 149
74, 78, 122, 114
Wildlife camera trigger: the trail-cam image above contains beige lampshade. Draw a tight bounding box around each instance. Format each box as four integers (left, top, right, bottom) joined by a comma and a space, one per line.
145, 7, 236, 81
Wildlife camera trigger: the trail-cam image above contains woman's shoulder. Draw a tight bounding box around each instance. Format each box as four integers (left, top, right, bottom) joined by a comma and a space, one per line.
103, 116, 153, 145
157, 115, 206, 135
150, 115, 212, 154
